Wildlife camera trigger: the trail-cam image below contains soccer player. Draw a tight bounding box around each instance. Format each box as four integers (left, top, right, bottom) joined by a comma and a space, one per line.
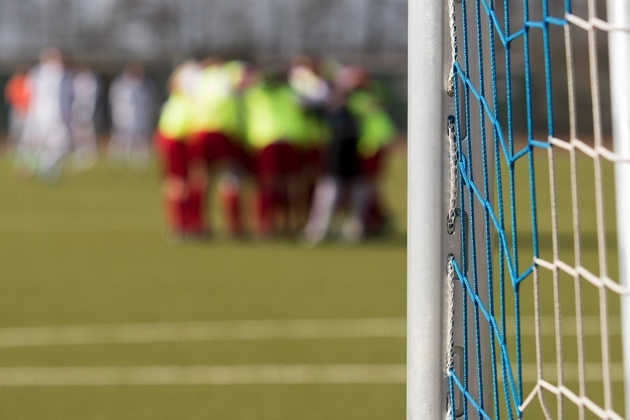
303, 65, 397, 243
186, 57, 249, 237
288, 56, 331, 227
69, 64, 99, 170
344, 67, 398, 236
108, 63, 156, 172
302, 70, 366, 244
243, 66, 306, 239
4, 67, 31, 154
16, 48, 74, 182
154, 61, 199, 239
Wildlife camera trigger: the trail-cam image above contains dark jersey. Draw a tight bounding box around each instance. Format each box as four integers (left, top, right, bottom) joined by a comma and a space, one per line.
323, 105, 360, 180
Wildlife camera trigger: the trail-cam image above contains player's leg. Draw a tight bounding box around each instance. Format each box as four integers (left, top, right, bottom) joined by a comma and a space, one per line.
296, 145, 322, 231
361, 149, 391, 236
70, 118, 98, 171
37, 120, 71, 182
281, 142, 305, 235
254, 143, 282, 239
107, 128, 128, 170
127, 134, 151, 173
217, 134, 248, 237
303, 175, 341, 244
341, 175, 371, 242
203, 131, 245, 237
14, 115, 40, 176
155, 132, 189, 239
185, 132, 210, 237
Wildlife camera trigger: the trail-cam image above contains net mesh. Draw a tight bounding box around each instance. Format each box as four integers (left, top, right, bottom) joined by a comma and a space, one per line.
445, 0, 629, 418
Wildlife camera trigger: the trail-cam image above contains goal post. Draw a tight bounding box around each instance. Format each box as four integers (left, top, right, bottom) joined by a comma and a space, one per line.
407, 0, 447, 416
408, 0, 495, 417
608, 1, 630, 418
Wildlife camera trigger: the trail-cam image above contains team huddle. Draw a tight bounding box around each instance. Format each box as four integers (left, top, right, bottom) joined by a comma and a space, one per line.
155, 57, 396, 244
6, 49, 397, 244
156, 56, 398, 244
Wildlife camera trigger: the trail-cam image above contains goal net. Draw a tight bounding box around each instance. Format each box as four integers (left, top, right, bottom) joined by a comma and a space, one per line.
408, 0, 630, 419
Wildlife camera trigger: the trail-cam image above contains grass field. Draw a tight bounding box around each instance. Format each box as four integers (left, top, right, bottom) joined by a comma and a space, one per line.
0, 151, 407, 419
0, 145, 625, 419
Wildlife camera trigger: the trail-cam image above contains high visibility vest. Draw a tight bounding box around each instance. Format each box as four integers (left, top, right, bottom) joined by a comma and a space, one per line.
157, 92, 195, 141
244, 84, 306, 149
301, 111, 330, 149
275, 85, 308, 145
348, 89, 397, 157
192, 65, 240, 137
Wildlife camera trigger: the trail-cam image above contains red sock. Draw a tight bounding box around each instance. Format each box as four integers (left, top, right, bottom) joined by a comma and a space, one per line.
220, 184, 243, 236
166, 198, 187, 234
255, 189, 274, 238
186, 187, 207, 234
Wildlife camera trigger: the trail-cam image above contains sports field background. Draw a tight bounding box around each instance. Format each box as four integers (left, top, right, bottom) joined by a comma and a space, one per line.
0, 144, 624, 418
0, 149, 408, 419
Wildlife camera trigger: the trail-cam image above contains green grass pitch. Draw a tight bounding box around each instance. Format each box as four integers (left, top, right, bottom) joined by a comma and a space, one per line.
0, 152, 407, 419
0, 146, 623, 419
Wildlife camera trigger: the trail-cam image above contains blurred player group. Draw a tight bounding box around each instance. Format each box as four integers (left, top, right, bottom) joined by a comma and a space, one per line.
4, 48, 398, 244
5, 48, 155, 181
156, 55, 398, 244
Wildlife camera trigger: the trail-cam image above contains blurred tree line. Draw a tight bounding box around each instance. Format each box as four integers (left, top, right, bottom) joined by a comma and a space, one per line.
0, 0, 407, 135
0, 0, 615, 138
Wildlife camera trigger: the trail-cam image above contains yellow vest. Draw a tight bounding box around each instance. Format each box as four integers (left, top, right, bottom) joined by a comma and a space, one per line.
348, 89, 397, 157
189, 64, 241, 139
244, 84, 306, 149
158, 92, 195, 141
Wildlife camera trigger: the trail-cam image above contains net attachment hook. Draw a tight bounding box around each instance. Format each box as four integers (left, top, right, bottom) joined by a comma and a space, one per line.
444, 346, 465, 418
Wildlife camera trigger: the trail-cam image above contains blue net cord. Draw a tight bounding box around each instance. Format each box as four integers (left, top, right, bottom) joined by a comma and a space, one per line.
444, 0, 572, 418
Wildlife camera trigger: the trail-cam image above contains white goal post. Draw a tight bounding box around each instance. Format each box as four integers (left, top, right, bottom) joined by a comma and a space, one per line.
407, 0, 447, 416
608, 1, 630, 418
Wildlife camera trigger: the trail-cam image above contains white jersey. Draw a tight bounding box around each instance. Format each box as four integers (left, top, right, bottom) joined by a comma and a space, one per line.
109, 74, 154, 137
23, 61, 73, 149
71, 70, 98, 124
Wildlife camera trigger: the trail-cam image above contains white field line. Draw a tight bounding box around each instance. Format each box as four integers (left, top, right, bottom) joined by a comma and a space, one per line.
0, 316, 618, 349
0, 365, 406, 387
518, 362, 625, 383
516, 316, 621, 337
0, 211, 157, 233
0, 224, 158, 233
0, 363, 621, 387
0, 318, 407, 348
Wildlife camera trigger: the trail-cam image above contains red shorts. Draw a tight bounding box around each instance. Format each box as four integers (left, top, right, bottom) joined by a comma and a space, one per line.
360, 149, 385, 177
155, 132, 189, 178
256, 142, 302, 177
189, 131, 248, 168
300, 147, 322, 170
